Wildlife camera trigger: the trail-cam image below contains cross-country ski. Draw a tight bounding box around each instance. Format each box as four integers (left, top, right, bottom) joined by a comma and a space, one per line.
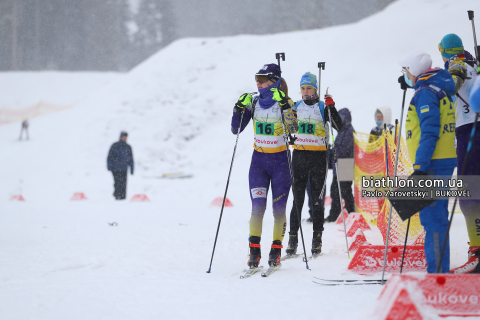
261, 264, 282, 277
239, 266, 264, 279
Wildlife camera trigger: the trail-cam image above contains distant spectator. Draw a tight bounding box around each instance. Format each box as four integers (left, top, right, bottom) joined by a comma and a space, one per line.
107, 131, 134, 200
19, 119, 29, 140
326, 108, 355, 222
369, 107, 394, 143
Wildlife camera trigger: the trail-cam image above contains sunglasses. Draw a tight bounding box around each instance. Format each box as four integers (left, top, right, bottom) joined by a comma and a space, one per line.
438, 43, 464, 55
255, 74, 270, 84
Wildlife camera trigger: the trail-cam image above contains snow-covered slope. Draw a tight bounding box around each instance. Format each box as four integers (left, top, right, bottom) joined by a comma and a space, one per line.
0, 0, 477, 319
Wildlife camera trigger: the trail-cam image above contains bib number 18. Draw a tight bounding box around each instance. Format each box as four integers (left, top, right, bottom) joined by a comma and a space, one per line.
299, 123, 316, 134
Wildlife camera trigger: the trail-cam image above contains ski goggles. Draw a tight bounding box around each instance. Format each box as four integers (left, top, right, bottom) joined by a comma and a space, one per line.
255, 74, 270, 83
438, 43, 464, 55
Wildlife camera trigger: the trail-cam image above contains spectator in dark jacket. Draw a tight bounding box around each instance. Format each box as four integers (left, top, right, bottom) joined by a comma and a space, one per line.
326, 108, 355, 222
107, 131, 134, 200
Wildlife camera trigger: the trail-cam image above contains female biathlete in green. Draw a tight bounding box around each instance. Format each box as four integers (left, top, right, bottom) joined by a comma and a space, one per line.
286, 72, 343, 257
231, 63, 298, 268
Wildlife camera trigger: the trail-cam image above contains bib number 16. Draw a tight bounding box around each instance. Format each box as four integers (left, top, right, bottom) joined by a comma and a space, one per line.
256, 122, 274, 135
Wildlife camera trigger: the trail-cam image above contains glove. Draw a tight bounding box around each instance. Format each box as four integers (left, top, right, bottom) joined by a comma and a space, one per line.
477, 65, 480, 75
324, 95, 335, 107
398, 75, 410, 90
270, 88, 290, 109
411, 170, 428, 177
234, 93, 252, 113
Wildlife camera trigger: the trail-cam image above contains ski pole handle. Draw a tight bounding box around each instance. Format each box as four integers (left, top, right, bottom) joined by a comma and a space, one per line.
468, 11, 480, 63
276, 53, 285, 74
318, 62, 325, 99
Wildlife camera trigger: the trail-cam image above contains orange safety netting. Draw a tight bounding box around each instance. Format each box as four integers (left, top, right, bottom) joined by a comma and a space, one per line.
0, 101, 70, 125
354, 129, 425, 245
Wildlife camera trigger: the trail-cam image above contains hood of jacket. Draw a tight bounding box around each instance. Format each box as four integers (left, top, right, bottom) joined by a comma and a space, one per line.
374, 106, 392, 126
413, 67, 456, 96
338, 108, 351, 126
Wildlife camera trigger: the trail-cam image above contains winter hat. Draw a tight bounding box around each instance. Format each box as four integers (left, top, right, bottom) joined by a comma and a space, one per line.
375, 107, 392, 125
120, 131, 128, 138
300, 72, 317, 90
439, 34, 464, 59
256, 63, 281, 82
399, 51, 432, 76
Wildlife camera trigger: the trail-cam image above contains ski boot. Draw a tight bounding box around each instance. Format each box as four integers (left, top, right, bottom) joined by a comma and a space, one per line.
286, 233, 298, 255
450, 246, 480, 274
248, 236, 261, 268
325, 213, 338, 223
268, 240, 283, 267
306, 210, 313, 223
311, 231, 322, 256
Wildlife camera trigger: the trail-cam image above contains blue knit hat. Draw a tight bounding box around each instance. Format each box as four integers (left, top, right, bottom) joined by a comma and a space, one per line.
439, 34, 464, 58
300, 72, 317, 90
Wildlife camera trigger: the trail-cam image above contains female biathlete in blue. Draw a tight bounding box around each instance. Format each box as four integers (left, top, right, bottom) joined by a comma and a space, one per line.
231, 63, 298, 268
286, 72, 343, 257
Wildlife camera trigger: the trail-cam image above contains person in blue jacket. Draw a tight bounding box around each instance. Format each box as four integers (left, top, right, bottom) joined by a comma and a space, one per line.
107, 131, 134, 200
399, 51, 457, 273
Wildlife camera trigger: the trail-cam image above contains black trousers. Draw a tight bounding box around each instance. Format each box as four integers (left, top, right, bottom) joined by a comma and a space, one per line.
112, 171, 127, 200
289, 150, 327, 234
329, 175, 355, 220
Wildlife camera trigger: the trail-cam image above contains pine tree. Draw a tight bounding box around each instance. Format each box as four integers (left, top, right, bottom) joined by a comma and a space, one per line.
134, 0, 176, 62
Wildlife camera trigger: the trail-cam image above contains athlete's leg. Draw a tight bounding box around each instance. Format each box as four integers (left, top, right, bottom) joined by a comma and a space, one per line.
419, 167, 454, 273
288, 150, 309, 235
271, 151, 292, 242
248, 151, 270, 239
308, 151, 327, 233
341, 181, 355, 213
457, 123, 480, 248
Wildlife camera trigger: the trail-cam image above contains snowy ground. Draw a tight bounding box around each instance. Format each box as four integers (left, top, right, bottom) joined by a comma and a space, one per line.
0, 0, 477, 319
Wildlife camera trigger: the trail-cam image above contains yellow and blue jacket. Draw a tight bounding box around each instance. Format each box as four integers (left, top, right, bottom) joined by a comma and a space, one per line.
405, 68, 457, 171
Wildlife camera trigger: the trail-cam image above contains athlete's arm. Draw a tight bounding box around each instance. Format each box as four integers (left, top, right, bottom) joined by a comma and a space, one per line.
448, 59, 467, 95
283, 98, 298, 134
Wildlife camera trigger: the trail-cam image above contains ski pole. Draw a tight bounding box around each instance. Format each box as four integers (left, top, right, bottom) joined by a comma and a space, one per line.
436, 113, 479, 273
393, 116, 410, 274
276, 52, 310, 270
206, 102, 247, 273
400, 219, 411, 274
318, 62, 330, 209
468, 11, 479, 63
318, 62, 325, 101
381, 89, 407, 284
391, 117, 411, 274
328, 107, 350, 258
323, 82, 350, 258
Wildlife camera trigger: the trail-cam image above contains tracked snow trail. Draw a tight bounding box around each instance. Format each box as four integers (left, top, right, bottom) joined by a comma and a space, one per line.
0, 176, 469, 319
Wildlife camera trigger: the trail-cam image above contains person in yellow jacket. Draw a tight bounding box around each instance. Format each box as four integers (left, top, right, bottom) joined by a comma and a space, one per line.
400, 51, 456, 273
